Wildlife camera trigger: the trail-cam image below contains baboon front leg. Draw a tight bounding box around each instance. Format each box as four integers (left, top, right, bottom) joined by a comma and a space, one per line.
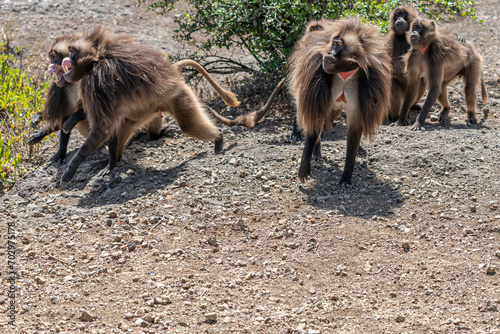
62, 108, 86, 134
411, 85, 441, 131
60, 129, 109, 186
27, 125, 56, 145
339, 126, 362, 185
50, 130, 71, 163
437, 85, 451, 125
298, 132, 320, 182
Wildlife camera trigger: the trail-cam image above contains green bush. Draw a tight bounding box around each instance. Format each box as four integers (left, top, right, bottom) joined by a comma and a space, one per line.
0, 43, 48, 188
139, 0, 478, 75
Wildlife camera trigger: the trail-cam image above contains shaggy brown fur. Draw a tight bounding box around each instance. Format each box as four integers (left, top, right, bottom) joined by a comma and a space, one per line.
399, 18, 487, 129
289, 19, 391, 184
59, 26, 239, 185
386, 6, 426, 122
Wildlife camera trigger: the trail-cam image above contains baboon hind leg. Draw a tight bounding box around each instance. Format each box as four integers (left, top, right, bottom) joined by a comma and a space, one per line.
463, 66, 480, 125
298, 131, 320, 182
437, 84, 451, 125
169, 92, 224, 154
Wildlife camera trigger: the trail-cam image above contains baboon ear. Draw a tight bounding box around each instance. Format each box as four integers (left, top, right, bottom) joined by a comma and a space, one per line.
430, 21, 436, 31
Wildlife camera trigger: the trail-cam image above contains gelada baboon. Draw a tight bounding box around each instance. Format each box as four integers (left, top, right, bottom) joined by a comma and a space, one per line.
399, 18, 487, 130
386, 5, 427, 123
28, 33, 165, 163
27, 33, 90, 163
289, 19, 390, 184
58, 26, 239, 185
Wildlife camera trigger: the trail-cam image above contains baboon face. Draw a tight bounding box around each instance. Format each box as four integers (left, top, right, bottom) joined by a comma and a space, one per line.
322, 30, 365, 75
47, 37, 74, 87
408, 19, 435, 48
62, 39, 100, 85
392, 9, 410, 35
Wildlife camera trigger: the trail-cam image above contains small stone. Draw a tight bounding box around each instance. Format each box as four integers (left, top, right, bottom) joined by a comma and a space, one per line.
33, 212, 45, 217
123, 312, 134, 319
207, 236, 217, 246
79, 310, 95, 322
255, 170, 265, 179
485, 301, 498, 312
486, 265, 496, 275
205, 312, 217, 322
35, 276, 46, 285
49, 296, 59, 303
154, 296, 172, 305
128, 241, 136, 252
402, 241, 410, 251
135, 318, 148, 327
495, 251, 500, 259
111, 251, 122, 260
108, 211, 118, 218
395, 315, 405, 322
21, 236, 29, 244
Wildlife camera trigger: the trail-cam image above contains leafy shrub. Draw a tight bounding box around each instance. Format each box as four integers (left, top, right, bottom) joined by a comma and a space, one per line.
0, 42, 48, 188
139, 0, 478, 75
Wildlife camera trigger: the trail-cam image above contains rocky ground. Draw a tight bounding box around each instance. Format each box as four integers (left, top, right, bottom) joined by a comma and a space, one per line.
1, 0, 500, 333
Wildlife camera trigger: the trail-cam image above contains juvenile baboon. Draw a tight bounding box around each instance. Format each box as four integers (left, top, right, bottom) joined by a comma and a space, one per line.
386, 6, 427, 123
289, 19, 391, 184
398, 18, 487, 129
58, 26, 239, 185
27, 33, 90, 163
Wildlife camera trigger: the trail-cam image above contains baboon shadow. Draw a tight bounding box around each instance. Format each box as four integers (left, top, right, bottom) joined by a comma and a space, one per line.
75, 151, 210, 208
298, 163, 402, 218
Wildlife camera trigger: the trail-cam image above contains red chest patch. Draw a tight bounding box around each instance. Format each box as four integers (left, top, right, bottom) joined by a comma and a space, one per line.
336, 69, 357, 103
419, 45, 429, 70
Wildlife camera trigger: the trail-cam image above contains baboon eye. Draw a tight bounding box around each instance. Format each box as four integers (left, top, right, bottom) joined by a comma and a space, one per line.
48, 52, 56, 59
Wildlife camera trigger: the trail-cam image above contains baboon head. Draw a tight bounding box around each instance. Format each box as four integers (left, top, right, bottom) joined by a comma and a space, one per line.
390, 6, 417, 35
61, 27, 109, 85
322, 20, 378, 75
46, 34, 81, 87
408, 18, 436, 49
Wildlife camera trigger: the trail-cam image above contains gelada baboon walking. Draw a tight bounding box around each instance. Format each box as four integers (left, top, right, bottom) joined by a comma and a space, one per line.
399, 18, 487, 129
289, 19, 391, 184
58, 26, 239, 185
29, 33, 165, 163
386, 6, 426, 123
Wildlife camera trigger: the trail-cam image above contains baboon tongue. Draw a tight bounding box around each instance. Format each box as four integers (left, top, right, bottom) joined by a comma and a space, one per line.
47, 63, 63, 83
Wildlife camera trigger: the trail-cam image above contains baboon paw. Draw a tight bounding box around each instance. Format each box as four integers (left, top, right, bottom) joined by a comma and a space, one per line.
214, 136, 224, 154
338, 177, 353, 186
467, 117, 477, 125
410, 122, 426, 131
298, 167, 311, 183
357, 146, 367, 158
59, 169, 76, 187
49, 152, 66, 164
390, 119, 408, 127
30, 114, 42, 129
27, 133, 43, 145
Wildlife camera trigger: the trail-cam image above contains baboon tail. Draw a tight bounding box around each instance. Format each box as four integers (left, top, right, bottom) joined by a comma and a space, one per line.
207, 77, 286, 128
173, 59, 240, 107
481, 74, 488, 103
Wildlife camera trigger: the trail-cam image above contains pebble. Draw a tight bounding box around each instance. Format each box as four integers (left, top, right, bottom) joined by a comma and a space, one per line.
35, 276, 46, 284
111, 251, 122, 260
135, 318, 149, 327
395, 315, 405, 322
205, 312, 217, 322
486, 265, 496, 275
79, 310, 95, 322
128, 241, 137, 252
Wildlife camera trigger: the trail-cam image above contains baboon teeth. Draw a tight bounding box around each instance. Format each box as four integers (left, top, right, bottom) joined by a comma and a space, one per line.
61, 57, 72, 74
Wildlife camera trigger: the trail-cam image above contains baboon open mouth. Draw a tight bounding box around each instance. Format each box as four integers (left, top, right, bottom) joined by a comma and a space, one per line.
47, 63, 64, 83
61, 57, 72, 75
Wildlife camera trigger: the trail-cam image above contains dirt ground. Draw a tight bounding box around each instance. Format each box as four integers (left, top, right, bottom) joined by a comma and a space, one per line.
1, 0, 500, 333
